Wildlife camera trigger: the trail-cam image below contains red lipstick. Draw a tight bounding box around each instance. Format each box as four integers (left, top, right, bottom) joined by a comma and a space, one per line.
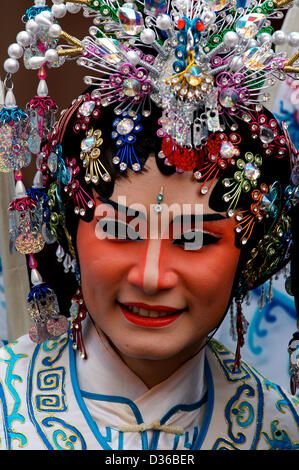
119, 303, 184, 328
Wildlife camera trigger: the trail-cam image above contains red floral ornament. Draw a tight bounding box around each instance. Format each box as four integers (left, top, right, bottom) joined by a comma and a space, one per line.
161, 135, 200, 171
193, 132, 240, 194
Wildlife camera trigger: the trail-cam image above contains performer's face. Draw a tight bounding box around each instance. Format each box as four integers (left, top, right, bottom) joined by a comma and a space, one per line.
77, 156, 240, 370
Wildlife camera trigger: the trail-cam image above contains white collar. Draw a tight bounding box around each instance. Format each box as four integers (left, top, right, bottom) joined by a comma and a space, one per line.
76, 315, 207, 422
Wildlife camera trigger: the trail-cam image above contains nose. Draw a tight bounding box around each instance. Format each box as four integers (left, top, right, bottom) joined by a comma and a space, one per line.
127, 239, 179, 295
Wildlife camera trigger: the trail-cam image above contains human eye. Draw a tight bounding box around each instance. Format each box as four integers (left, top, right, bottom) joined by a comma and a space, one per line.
172, 230, 220, 251
95, 218, 144, 241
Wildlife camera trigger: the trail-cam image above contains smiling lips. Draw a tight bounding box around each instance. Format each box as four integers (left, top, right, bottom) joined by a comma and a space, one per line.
119, 302, 185, 328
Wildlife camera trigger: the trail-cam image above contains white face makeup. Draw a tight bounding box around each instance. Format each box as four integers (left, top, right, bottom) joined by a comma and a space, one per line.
77, 156, 240, 383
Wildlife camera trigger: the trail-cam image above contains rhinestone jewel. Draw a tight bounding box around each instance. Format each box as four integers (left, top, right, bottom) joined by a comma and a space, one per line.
81, 135, 95, 152
260, 194, 272, 211
79, 101, 96, 117
144, 0, 167, 17
185, 66, 203, 87
47, 152, 58, 173
95, 38, 121, 64
244, 162, 260, 180
219, 89, 238, 108
117, 118, 134, 135
118, 7, 144, 36
123, 78, 141, 97
220, 141, 237, 158
205, 0, 229, 11
235, 14, 266, 39
259, 126, 274, 144
243, 46, 272, 71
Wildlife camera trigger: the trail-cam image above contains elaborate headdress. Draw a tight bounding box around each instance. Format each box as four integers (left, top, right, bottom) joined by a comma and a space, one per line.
1, 0, 299, 393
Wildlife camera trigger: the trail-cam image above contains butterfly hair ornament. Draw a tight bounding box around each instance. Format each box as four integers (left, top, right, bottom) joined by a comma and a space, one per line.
1, 0, 299, 393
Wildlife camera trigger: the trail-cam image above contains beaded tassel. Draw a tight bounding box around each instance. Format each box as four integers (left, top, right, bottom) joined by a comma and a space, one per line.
233, 298, 249, 372
70, 288, 87, 359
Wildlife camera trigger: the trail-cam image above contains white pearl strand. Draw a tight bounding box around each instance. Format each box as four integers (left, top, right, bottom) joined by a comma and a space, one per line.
3, 0, 82, 101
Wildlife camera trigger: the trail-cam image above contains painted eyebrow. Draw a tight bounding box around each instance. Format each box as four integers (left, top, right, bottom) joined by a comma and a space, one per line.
96, 196, 226, 223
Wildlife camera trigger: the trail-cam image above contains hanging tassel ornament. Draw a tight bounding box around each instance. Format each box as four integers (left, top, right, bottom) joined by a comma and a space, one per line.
8, 174, 46, 255
69, 288, 88, 359
27, 255, 68, 343
26, 69, 58, 153
233, 297, 249, 372
0, 86, 32, 173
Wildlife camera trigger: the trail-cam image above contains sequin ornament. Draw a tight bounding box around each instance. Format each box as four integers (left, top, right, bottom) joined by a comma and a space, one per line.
0, 90, 32, 173
9, 176, 45, 255
27, 260, 68, 344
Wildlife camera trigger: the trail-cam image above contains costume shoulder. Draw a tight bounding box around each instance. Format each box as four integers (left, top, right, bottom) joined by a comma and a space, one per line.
0, 331, 72, 450
204, 339, 299, 450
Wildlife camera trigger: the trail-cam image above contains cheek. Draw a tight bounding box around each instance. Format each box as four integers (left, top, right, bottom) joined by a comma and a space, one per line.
76, 219, 143, 294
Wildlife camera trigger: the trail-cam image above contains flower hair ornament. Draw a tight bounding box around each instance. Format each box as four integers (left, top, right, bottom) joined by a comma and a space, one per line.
0, 0, 299, 394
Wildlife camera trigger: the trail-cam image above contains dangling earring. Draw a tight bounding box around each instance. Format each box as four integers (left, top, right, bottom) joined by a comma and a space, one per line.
69, 287, 88, 359
233, 297, 249, 372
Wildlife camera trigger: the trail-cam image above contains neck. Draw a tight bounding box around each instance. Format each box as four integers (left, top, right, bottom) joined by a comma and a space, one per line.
107, 337, 206, 389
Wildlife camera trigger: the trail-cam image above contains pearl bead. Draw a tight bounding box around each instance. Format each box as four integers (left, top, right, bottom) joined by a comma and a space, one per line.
34, 0, 46, 5
272, 30, 286, 45
66, 2, 81, 13
229, 55, 244, 72
49, 23, 62, 38
140, 28, 155, 45
8, 43, 23, 59
156, 14, 172, 30
37, 79, 49, 97
287, 32, 299, 48
126, 50, 140, 65
26, 19, 40, 34
52, 0, 64, 3
257, 32, 272, 45
202, 10, 216, 25
4, 58, 19, 74
45, 48, 58, 62
31, 269, 43, 286
223, 31, 239, 48
16, 31, 33, 47
52, 3, 67, 18
247, 39, 258, 48
15, 180, 27, 198
35, 12, 53, 26
28, 56, 46, 69
4, 90, 16, 107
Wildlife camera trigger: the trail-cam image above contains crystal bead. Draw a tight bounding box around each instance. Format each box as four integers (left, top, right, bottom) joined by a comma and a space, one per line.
132, 163, 141, 171
219, 89, 238, 108
79, 101, 96, 117
123, 78, 141, 97
81, 136, 95, 152
243, 46, 272, 71
117, 118, 134, 135
95, 38, 121, 64
220, 141, 237, 158
244, 162, 260, 181
118, 7, 144, 36
120, 162, 128, 171
260, 126, 274, 144
235, 13, 266, 39
47, 152, 58, 173
144, 0, 167, 17
102, 173, 111, 182
185, 66, 203, 87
